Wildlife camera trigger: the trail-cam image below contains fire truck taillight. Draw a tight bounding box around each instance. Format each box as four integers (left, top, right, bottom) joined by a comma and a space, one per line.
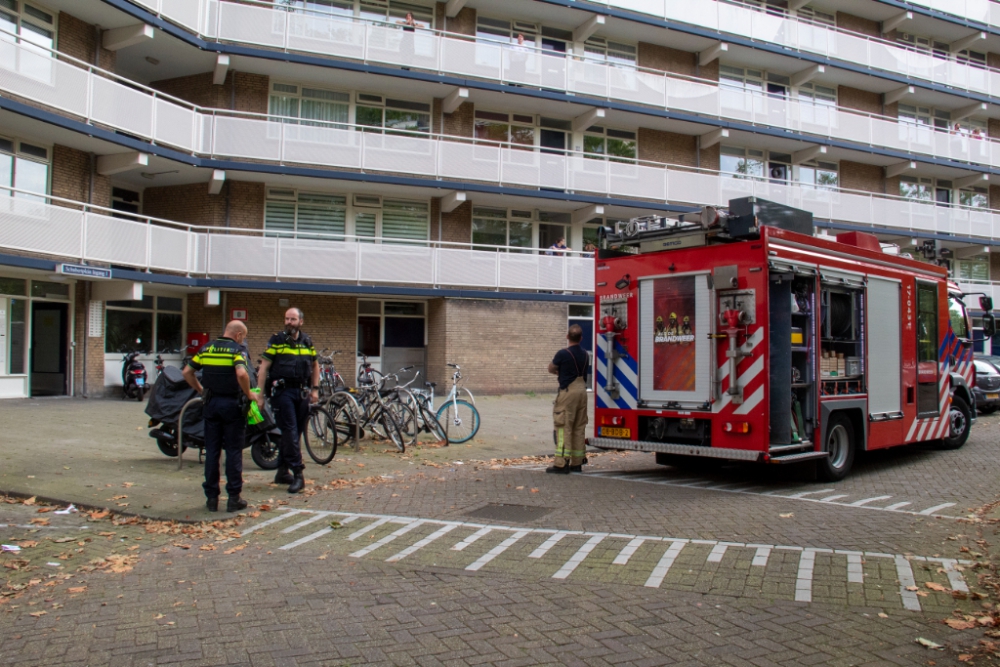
610, 416, 625, 426
723, 422, 750, 434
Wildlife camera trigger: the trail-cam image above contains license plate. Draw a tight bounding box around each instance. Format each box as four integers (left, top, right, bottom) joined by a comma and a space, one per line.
988, 393, 999, 400
600, 426, 630, 438
135, 377, 144, 386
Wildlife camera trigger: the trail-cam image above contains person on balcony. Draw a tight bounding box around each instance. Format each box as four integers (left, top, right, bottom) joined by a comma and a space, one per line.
547, 237, 569, 256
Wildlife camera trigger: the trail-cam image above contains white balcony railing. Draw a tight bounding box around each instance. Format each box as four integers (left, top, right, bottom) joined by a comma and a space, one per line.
124, 0, 1000, 103
3, 33, 1000, 242
881, 0, 996, 29
0, 187, 594, 292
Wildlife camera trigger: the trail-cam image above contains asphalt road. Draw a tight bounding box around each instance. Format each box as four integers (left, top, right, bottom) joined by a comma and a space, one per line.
1, 400, 998, 666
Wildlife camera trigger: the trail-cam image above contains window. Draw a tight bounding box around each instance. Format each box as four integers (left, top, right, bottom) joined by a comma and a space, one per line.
796, 82, 836, 107
959, 187, 988, 209
954, 257, 989, 282
898, 32, 950, 59
112, 187, 141, 219
471, 207, 533, 251
720, 145, 765, 178
356, 94, 430, 133
359, 0, 432, 28
381, 199, 429, 241
720, 65, 764, 94
0, 136, 49, 201
476, 16, 537, 44
582, 127, 637, 162
277, 0, 353, 17
798, 160, 839, 189
900, 177, 935, 202
0, 0, 56, 51
265, 188, 348, 239
898, 104, 950, 131
950, 296, 970, 340
473, 110, 535, 147
916, 283, 938, 364
583, 37, 636, 67
30, 279, 68, 299
105, 295, 184, 354
794, 5, 835, 26
269, 83, 350, 127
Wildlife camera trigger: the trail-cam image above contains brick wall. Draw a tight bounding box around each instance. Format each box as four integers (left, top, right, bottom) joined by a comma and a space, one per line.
150, 72, 269, 114
991, 185, 1000, 211
440, 200, 472, 244
443, 101, 474, 138
57, 12, 116, 72
51, 144, 112, 209
840, 160, 884, 194
143, 181, 265, 229
836, 12, 879, 38
638, 128, 695, 167
637, 42, 697, 78
838, 86, 881, 116
72, 282, 106, 397
436, 2, 476, 35
425, 298, 446, 385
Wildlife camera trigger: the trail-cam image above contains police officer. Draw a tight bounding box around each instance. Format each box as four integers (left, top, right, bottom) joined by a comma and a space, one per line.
182, 320, 254, 513
256, 307, 319, 494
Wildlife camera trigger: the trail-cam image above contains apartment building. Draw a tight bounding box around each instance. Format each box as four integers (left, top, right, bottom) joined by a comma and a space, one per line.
1, 0, 1000, 398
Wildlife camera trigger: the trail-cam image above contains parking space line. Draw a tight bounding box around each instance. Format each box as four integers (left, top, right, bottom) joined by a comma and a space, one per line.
240, 509, 304, 536
751, 546, 771, 567
707, 544, 728, 563
919, 503, 957, 515
452, 526, 493, 551
933, 558, 970, 593
786, 489, 834, 498
347, 517, 393, 541
386, 523, 460, 563
644, 541, 686, 588
529, 532, 574, 559
349, 520, 425, 558
846, 553, 864, 583
884, 502, 912, 510
819, 495, 849, 502
552, 534, 607, 579
895, 555, 922, 611
281, 512, 335, 534
613, 537, 649, 565
849, 496, 893, 507
466, 530, 529, 571
795, 550, 817, 602
278, 516, 360, 551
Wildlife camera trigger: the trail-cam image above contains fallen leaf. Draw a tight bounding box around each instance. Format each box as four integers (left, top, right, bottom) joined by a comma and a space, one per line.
515, 486, 524, 490
23, 497, 36, 506
916, 637, 944, 649
199, 545, 216, 552
67, 587, 86, 594
779, 513, 794, 518
530, 488, 539, 493
958, 655, 974, 663
916, 591, 929, 598
878, 613, 889, 618
945, 618, 977, 630
259, 505, 271, 512
154, 613, 165, 620
16, 541, 38, 549
29, 518, 50, 526
53, 537, 75, 544
906, 585, 919, 591
123, 483, 134, 488
36, 508, 52, 514
979, 617, 994, 627
926, 582, 949, 592
28, 611, 46, 618
223, 543, 248, 555
110, 495, 127, 501
247, 512, 260, 518
88, 510, 109, 521
172, 543, 190, 550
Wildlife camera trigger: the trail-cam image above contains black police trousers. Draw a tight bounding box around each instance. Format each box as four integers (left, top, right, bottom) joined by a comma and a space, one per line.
271, 387, 307, 471
202, 395, 245, 499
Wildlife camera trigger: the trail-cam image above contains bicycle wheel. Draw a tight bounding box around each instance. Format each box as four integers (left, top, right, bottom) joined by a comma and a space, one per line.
304, 405, 338, 464
436, 399, 480, 444
418, 404, 448, 444
388, 398, 417, 446
329, 392, 362, 449
371, 408, 405, 453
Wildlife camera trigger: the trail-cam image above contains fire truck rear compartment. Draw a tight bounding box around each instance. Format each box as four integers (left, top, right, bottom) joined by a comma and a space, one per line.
640, 416, 711, 447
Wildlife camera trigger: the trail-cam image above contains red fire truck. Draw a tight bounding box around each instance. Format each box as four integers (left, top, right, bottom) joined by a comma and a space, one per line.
590, 197, 996, 480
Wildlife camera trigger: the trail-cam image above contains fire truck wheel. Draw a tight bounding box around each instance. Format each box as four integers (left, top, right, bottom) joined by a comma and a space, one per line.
938, 394, 972, 450
817, 414, 855, 482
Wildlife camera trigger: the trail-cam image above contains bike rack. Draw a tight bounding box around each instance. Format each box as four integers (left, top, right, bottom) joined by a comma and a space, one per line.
177, 396, 203, 471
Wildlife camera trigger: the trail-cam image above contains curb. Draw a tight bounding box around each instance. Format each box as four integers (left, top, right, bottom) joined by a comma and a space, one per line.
0, 489, 223, 525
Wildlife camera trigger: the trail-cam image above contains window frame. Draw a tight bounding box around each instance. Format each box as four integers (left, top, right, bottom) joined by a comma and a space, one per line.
0, 134, 51, 201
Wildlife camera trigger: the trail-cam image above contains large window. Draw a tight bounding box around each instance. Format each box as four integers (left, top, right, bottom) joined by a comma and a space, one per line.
916, 282, 938, 364
356, 94, 430, 133
104, 296, 183, 355
476, 16, 538, 45
798, 160, 838, 189
583, 37, 636, 67
359, 0, 432, 27
954, 257, 989, 282
265, 188, 347, 238
381, 199, 429, 241
959, 187, 989, 209
796, 82, 836, 107
720, 145, 765, 178
269, 83, 350, 127
472, 207, 532, 251
0, 0, 56, 51
473, 110, 535, 147
720, 65, 764, 94
583, 127, 637, 162
0, 136, 49, 201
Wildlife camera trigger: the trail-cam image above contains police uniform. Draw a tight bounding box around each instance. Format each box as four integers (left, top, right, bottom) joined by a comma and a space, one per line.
262, 331, 317, 476
188, 337, 249, 504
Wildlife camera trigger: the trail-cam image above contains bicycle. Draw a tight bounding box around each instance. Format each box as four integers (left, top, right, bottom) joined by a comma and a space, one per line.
303, 402, 339, 465
350, 353, 406, 452
412, 363, 480, 444
315, 349, 362, 450
381, 367, 448, 446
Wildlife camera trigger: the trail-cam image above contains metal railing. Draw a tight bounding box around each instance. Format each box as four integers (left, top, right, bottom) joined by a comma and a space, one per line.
884, 0, 998, 29
0, 185, 594, 292
123, 0, 1000, 101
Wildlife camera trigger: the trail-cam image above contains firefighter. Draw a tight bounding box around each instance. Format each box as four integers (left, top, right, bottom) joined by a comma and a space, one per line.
655, 315, 665, 334
546, 324, 590, 474
256, 307, 320, 494
681, 315, 692, 335
182, 320, 255, 513
667, 312, 679, 335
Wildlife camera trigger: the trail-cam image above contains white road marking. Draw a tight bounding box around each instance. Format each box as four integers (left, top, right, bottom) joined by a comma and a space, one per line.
239, 509, 304, 536
529, 532, 575, 559
281, 512, 335, 534
452, 526, 492, 551
466, 530, 529, 571
884, 502, 912, 511
386, 523, 459, 563
349, 520, 425, 558
849, 496, 893, 507
553, 534, 607, 579
707, 544, 728, 563
795, 550, 820, 602
819, 495, 849, 502
933, 558, 970, 593
845, 553, 864, 584
613, 537, 648, 565
895, 555, 922, 611
278, 516, 360, 551
918, 502, 957, 515
347, 517, 392, 541
786, 489, 834, 499
751, 546, 771, 567
644, 541, 686, 588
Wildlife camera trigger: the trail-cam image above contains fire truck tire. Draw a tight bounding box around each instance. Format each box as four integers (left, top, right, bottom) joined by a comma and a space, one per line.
817, 414, 855, 482
938, 395, 972, 450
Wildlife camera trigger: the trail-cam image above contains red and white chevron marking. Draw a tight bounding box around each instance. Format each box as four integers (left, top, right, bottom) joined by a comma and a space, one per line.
714, 328, 765, 416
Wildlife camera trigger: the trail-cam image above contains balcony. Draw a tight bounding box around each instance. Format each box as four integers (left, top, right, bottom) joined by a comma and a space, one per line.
3, 34, 1000, 242
885, 1, 1000, 30
124, 0, 1000, 102
0, 187, 594, 292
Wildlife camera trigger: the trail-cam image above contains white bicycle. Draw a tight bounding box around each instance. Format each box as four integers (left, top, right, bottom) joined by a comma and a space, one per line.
411, 364, 480, 444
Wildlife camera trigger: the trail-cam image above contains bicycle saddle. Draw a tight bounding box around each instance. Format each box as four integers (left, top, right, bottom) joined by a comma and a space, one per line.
424, 381, 436, 387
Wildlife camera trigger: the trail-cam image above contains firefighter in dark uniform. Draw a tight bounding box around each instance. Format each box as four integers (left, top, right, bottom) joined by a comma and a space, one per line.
256, 307, 320, 494
182, 320, 254, 513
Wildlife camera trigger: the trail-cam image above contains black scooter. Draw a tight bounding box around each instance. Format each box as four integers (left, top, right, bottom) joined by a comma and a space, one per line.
120, 344, 148, 401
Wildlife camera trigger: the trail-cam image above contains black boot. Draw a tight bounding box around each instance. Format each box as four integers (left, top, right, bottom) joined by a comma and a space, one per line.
227, 495, 248, 512
545, 465, 569, 474
274, 467, 293, 484
206, 497, 219, 512
287, 469, 305, 494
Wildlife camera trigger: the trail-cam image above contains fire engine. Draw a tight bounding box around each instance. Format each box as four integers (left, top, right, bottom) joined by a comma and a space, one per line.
590, 197, 996, 480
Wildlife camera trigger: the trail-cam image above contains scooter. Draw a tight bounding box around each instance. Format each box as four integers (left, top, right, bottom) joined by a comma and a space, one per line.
120, 344, 148, 401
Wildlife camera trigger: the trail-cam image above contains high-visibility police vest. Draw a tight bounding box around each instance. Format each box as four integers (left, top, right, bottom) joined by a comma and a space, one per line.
262, 331, 316, 384
188, 337, 247, 395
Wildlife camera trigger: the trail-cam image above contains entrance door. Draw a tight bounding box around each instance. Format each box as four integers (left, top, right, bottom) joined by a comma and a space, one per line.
30, 301, 68, 396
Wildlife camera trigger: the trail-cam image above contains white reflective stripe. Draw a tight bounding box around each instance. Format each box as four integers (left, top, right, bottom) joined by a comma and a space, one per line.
386, 523, 459, 563
733, 385, 765, 415
895, 555, 922, 611
905, 418, 919, 442
707, 544, 727, 563
552, 534, 606, 579
347, 517, 392, 541
918, 502, 956, 515
349, 520, 425, 558
240, 509, 305, 536
613, 537, 647, 565
452, 526, 492, 551
644, 541, 686, 588
718, 355, 764, 411
465, 530, 529, 571
794, 550, 817, 602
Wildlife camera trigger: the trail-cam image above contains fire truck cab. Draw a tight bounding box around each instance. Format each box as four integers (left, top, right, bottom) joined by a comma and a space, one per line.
590, 197, 996, 481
